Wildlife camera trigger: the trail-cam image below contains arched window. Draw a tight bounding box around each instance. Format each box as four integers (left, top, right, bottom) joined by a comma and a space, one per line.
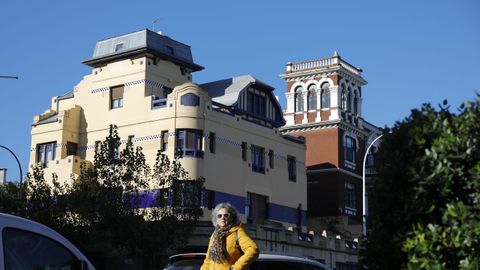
307, 84, 317, 110
321, 83, 330, 109
294, 86, 304, 112
341, 84, 347, 110
353, 90, 359, 115
347, 87, 352, 112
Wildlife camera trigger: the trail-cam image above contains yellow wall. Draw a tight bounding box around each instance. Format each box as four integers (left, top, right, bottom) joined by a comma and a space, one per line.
29, 56, 307, 228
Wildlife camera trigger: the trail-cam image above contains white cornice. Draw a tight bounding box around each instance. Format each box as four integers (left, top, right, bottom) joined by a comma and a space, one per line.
338, 69, 367, 86
281, 65, 367, 86
280, 66, 340, 80
279, 118, 370, 138
280, 120, 341, 133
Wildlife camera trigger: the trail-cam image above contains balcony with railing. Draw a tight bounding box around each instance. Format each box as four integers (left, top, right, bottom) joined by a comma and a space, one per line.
151, 95, 168, 108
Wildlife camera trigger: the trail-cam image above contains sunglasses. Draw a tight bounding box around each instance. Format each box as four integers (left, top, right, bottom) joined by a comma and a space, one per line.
217, 213, 230, 219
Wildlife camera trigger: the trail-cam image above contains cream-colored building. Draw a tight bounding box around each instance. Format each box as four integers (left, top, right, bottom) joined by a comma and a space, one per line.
29, 29, 307, 230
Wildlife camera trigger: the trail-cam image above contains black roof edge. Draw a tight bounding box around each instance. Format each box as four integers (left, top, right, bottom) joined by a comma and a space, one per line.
82, 47, 204, 72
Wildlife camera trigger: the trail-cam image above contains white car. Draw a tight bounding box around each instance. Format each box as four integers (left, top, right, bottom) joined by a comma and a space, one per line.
164, 253, 332, 270
0, 213, 95, 270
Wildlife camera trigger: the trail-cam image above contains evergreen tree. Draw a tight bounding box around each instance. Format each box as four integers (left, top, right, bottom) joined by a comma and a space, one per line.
24, 125, 204, 269
0, 181, 26, 215
363, 96, 480, 269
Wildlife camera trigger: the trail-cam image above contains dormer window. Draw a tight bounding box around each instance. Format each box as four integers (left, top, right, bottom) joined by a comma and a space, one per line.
247, 90, 266, 117
114, 43, 124, 52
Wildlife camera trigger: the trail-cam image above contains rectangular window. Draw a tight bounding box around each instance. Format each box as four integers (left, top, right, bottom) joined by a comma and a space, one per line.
36, 142, 56, 167
209, 132, 216, 154
110, 85, 124, 109
251, 145, 265, 173
241, 142, 247, 161
246, 192, 268, 224
345, 182, 357, 209
345, 136, 357, 163
366, 146, 376, 167
66, 142, 78, 156
176, 129, 203, 158
160, 130, 169, 152
268, 150, 274, 169
287, 155, 296, 182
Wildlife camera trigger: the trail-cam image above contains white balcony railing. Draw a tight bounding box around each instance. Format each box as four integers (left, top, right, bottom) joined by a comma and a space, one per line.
286, 56, 362, 76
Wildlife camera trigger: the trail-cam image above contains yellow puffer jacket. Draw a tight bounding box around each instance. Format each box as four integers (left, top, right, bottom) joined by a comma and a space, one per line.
201, 224, 259, 270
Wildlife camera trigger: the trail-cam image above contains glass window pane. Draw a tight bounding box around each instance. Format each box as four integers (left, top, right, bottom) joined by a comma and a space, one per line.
186, 131, 195, 149
3, 228, 77, 270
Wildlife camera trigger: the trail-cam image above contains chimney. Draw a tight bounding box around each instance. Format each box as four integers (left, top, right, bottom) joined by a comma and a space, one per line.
0, 168, 6, 184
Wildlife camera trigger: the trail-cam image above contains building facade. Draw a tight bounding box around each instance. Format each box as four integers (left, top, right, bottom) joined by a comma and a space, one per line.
29, 29, 307, 230
280, 53, 380, 239
28, 30, 363, 268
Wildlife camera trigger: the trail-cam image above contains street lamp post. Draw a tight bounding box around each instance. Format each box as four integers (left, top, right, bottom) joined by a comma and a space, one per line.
362, 133, 383, 239
0, 144, 23, 185
0, 75, 18, 79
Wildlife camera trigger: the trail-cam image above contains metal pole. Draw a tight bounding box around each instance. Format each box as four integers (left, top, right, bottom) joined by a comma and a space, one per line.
0, 76, 19, 79
362, 134, 383, 239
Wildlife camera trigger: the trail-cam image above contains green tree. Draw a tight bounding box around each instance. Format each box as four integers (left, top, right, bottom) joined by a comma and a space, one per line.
363, 96, 480, 270
26, 125, 204, 269
0, 181, 26, 215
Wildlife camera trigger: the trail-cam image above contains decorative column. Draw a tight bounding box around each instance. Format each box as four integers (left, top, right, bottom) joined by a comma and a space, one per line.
316, 89, 321, 122
329, 86, 340, 120
302, 91, 308, 124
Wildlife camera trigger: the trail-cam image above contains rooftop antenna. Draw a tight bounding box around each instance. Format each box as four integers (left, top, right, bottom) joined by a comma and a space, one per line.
152, 18, 162, 33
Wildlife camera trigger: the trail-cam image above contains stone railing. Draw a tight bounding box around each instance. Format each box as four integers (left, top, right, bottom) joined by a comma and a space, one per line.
286, 57, 338, 72
285, 57, 362, 76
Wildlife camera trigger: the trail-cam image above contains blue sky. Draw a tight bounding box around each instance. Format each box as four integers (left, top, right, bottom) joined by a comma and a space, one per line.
1, 0, 479, 182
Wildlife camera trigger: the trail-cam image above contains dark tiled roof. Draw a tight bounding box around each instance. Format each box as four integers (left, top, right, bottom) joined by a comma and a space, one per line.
83, 29, 203, 71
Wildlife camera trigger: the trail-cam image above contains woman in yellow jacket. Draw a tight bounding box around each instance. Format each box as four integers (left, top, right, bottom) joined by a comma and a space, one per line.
201, 202, 259, 270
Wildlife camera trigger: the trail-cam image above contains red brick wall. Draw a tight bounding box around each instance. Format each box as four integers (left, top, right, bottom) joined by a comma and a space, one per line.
321, 110, 330, 121
294, 114, 304, 124
290, 128, 339, 167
